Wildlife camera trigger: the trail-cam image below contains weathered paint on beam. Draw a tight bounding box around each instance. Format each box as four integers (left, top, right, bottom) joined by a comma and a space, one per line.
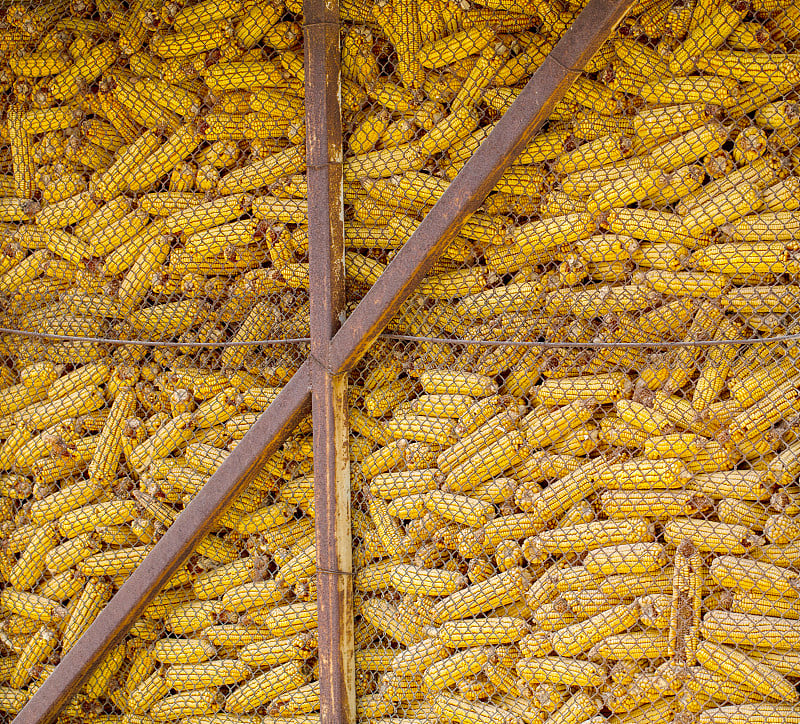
304, 1, 355, 723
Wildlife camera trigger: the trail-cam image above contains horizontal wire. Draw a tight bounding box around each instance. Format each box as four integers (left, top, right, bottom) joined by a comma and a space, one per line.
2, 327, 798, 350
0, 327, 311, 348
379, 332, 800, 349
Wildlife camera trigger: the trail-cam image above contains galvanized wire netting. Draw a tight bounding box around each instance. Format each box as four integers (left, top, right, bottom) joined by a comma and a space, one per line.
343, 1, 800, 724
0, 0, 319, 719
2, 0, 800, 722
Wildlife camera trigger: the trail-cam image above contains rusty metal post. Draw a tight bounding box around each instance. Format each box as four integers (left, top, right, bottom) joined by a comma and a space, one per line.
304, 0, 355, 722
12, 2, 632, 720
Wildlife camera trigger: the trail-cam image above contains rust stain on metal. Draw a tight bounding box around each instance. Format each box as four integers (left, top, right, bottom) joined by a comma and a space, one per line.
305, 1, 354, 722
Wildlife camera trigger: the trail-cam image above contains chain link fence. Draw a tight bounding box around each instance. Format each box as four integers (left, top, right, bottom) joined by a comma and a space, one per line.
343, 1, 800, 724
1, 0, 800, 722
0, 0, 318, 718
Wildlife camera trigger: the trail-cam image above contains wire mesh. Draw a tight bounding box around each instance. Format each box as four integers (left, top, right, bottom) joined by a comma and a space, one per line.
343, 1, 800, 724
0, 335, 313, 723
0, 0, 320, 718
1, 0, 800, 721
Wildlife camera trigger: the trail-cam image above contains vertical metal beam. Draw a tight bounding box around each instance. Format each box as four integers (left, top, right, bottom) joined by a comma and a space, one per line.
12, 2, 632, 720
304, 0, 354, 722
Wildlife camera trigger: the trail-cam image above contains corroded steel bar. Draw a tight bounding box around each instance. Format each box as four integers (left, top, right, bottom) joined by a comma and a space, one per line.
305, 4, 355, 724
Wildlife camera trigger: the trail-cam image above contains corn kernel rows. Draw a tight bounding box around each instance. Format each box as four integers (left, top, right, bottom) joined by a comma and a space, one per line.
343, 6, 800, 723
0, 351, 333, 721
0, 0, 325, 717
0, 2, 601, 721
0, 0, 315, 364
349, 364, 800, 724
3, 0, 800, 721
0, 0, 547, 717
339, 3, 800, 360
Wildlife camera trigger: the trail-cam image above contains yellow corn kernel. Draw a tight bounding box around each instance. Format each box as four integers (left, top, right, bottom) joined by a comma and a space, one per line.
517, 655, 605, 688
696, 640, 798, 702
430, 566, 531, 624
